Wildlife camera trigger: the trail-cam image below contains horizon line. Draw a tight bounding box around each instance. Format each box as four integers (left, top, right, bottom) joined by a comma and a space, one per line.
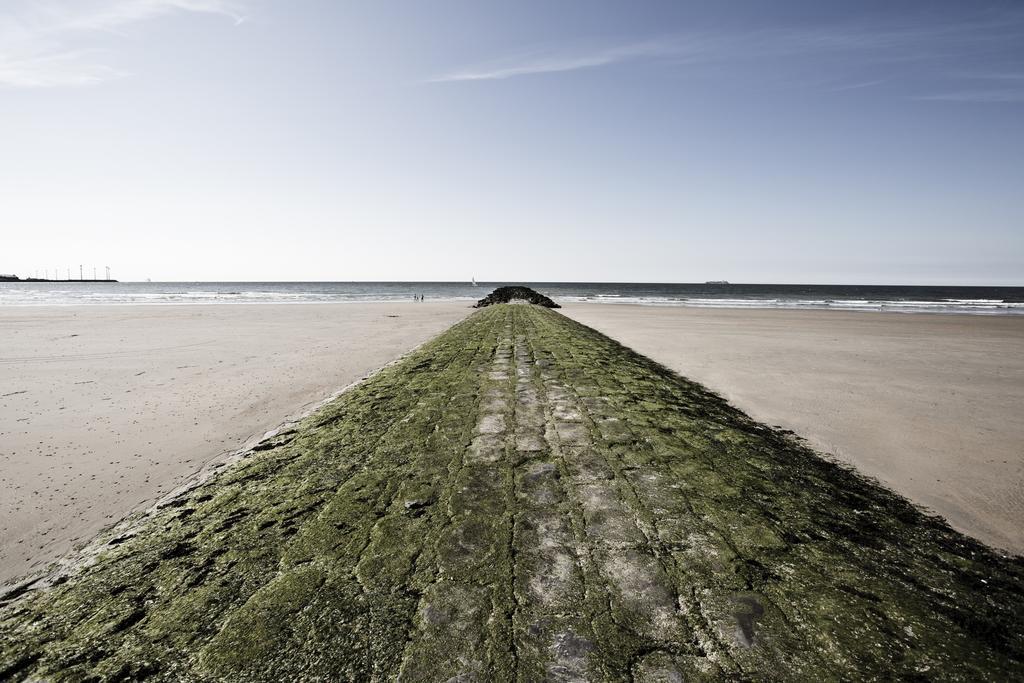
6, 279, 1021, 288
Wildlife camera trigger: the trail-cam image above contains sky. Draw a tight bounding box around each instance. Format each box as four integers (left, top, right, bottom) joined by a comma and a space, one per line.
1, 0, 1022, 284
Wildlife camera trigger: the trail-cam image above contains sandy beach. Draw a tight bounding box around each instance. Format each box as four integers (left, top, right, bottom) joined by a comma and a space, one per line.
3, 300, 1022, 589
561, 304, 1024, 555
5, 302, 1022, 679
0, 302, 470, 586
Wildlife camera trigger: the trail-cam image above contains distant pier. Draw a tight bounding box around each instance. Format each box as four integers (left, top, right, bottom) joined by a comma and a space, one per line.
0, 276, 119, 283
1, 269, 118, 284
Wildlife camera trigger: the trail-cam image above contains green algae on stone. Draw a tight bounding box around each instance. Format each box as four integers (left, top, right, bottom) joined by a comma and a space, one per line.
1, 304, 1023, 681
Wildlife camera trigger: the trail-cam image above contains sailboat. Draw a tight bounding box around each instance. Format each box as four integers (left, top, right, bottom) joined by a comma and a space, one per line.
471, 277, 478, 287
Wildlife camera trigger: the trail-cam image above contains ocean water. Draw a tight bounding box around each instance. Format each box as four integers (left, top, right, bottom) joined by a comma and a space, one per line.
0, 281, 1022, 314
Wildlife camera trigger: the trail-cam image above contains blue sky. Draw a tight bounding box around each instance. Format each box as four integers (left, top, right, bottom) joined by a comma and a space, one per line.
1, 0, 1022, 283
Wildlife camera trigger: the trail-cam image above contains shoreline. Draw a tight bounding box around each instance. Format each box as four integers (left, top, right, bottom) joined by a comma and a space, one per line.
3, 280, 1022, 315
1, 298, 1022, 315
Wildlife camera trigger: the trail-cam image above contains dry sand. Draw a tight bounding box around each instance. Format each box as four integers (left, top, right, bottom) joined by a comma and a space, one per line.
561, 304, 1024, 555
0, 302, 470, 586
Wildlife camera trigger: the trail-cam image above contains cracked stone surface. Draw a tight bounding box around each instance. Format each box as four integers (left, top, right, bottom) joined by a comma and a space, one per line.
1, 304, 1023, 681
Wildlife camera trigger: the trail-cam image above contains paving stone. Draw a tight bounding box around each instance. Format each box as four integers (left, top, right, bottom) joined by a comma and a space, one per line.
476, 413, 507, 435
466, 434, 505, 464
553, 422, 590, 445
515, 432, 546, 453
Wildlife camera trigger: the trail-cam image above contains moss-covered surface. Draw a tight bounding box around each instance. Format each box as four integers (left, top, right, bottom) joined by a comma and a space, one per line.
2, 304, 1023, 681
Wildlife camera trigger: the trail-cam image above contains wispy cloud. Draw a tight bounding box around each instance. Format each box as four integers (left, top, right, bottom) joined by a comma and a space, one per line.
0, 0, 246, 87
914, 70, 1024, 103
426, 40, 688, 83
0, 49, 124, 87
426, 10, 1024, 103
826, 79, 887, 92
913, 89, 1024, 103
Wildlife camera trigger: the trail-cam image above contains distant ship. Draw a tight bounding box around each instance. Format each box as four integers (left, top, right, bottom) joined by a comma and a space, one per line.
471, 277, 478, 287
705, 280, 730, 285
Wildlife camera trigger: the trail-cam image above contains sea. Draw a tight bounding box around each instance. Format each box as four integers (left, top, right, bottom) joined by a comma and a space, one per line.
0, 281, 1022, 315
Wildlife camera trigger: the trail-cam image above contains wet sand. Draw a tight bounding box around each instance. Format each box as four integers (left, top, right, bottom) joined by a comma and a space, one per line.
0, 302, 470, 586
561, 304, 1024, 555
